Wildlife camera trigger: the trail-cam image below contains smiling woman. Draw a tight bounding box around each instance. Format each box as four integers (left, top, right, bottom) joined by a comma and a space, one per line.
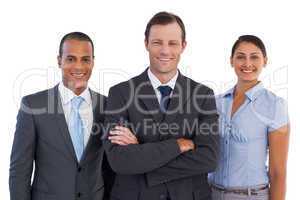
209, 35, 290, 200
230, 35, 267, 85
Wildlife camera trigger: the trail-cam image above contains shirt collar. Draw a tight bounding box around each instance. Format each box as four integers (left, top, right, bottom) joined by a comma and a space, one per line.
147, 68, 178, 90
221, 87, 235, 98
222, 82, 264, 101
58, 82, 92, 105
245, 82, 264, 101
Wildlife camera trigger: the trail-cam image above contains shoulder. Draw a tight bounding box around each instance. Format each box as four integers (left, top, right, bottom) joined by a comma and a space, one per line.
257, 89, 289, 131
256, 88, 287, 109
22, 87, 55, 107
90, 89, 107, 101
108, 74, 142, 97
109, 80, 132, 92
183, 75, 214, 95
263, 89, 286, 102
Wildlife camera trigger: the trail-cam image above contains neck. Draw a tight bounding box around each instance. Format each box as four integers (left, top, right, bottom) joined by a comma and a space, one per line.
149, 67, 177, 84
235, 79, 259, 95
73, 88, 86, 96
62, 80, 87, 96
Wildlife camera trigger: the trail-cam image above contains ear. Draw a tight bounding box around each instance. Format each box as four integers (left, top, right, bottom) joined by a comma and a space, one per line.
144, 39, 149, 51
57, 56, 62, 68
230, 56, 234, 67
91, 57, 95, 68
263, 56, 268, 67
181, 41, 187, 53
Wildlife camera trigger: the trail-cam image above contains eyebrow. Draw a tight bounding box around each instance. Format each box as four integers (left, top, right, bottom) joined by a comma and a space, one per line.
150, 39, 162, 42
150, 39, 180, 43
235, 52, 261, 55
65, 55, 92, 58
81, 56, 92, 59
169, 40, 180, 43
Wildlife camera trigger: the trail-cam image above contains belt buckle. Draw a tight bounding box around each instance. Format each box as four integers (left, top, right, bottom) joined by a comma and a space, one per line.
247, 188, 251, 196
248, 188, 259, 196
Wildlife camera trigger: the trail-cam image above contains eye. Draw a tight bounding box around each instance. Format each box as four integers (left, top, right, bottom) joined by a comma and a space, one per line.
82, 58, 91, 64
236, 55, 245, 60
66, 57, 75, 62
250, 55, 260, 60
169, 42, 179, 46
152, 41, 161, 46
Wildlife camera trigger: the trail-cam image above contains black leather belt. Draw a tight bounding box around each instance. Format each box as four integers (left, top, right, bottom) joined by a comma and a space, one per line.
211, 184, 269, 196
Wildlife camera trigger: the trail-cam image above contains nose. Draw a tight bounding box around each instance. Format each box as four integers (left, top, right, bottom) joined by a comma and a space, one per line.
244, 57, 252, 68
160, 44, 171, 56
73, 61, 84, 69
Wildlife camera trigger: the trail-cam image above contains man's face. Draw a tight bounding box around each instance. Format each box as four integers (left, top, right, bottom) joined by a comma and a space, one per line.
57, 39, 94, 95
145, 22, 186, 75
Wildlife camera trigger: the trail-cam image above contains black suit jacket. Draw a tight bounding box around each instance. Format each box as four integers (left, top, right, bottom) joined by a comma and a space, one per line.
104, 69, 219, 200
9, 85, 114, 200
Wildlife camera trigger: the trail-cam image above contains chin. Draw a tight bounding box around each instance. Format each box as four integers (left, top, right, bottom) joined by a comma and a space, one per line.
74, 81, 88, 89
239, 77, 258, 82
158, 66, 176, 73
237, 73, 257, 81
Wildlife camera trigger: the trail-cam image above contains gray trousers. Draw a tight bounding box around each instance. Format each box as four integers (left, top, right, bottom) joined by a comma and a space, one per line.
211, 185, 269, 200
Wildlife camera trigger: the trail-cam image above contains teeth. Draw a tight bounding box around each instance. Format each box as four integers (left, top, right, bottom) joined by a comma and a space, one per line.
242, 69, 253, 73
71, 73, 85, 77
158, 58, 171, 61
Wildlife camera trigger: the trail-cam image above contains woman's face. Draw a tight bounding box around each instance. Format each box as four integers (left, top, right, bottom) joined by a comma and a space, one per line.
231, 42, 267, 83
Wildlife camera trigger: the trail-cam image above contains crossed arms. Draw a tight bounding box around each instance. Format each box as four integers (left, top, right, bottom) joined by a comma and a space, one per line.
103, 86, 220, 186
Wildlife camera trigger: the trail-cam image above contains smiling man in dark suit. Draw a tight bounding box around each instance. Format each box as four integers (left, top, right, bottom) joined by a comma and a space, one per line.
104, 12, 220, 200
9, 32, 113, 200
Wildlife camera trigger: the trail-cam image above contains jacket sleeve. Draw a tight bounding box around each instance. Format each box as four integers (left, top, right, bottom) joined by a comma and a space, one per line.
146, 88, 220, 186
9, 97, 36, 200
103, 86, 181, 175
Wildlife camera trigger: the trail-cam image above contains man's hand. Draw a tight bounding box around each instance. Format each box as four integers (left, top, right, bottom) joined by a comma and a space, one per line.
108, 126, 139, 145
176, 138, 195, 153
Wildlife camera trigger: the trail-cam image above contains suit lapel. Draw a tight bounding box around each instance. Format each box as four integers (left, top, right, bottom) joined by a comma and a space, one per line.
80, 90, 104, 165
53, 85, 78, 162
163, 72, 191, 124
136, 69, 164, 123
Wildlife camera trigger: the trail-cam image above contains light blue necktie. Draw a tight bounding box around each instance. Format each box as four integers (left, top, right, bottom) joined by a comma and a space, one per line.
69, 96, 84, 161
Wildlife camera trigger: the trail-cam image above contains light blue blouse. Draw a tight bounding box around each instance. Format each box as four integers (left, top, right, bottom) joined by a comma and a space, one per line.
209, 82, 289, 188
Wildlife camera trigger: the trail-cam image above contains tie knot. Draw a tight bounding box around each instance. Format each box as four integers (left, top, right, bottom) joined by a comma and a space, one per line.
71, 96, 84, 109
158, 85, 172, 97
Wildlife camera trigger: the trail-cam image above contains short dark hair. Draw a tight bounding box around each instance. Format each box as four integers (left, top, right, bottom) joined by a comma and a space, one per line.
231, 35, 267, 57
59, 32, 94, 57
144, 11, 186, 43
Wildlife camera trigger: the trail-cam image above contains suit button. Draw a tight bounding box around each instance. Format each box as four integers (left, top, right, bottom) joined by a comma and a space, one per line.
78, 167, 82, 172
77, 192, 81, 197
160, 194, 165, 199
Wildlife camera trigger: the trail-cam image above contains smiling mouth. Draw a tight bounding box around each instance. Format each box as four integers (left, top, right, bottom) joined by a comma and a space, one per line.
241, 69, 255, 73
71, 72, 86, 78
157, 57, 174, 62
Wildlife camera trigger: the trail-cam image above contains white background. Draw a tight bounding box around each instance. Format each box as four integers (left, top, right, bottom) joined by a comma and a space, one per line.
0, 0, 299, 199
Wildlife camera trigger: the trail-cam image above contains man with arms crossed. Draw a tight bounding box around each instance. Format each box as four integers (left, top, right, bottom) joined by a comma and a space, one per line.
104, 12, 219, 200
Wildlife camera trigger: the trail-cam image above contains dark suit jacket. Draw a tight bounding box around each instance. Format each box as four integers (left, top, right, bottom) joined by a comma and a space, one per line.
104, 69, 220, 200
9, 85, 114, 200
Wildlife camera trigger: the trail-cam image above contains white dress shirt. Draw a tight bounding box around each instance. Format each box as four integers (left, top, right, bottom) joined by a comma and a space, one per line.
147, 68, 178, 105
58, 82, 93, 147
